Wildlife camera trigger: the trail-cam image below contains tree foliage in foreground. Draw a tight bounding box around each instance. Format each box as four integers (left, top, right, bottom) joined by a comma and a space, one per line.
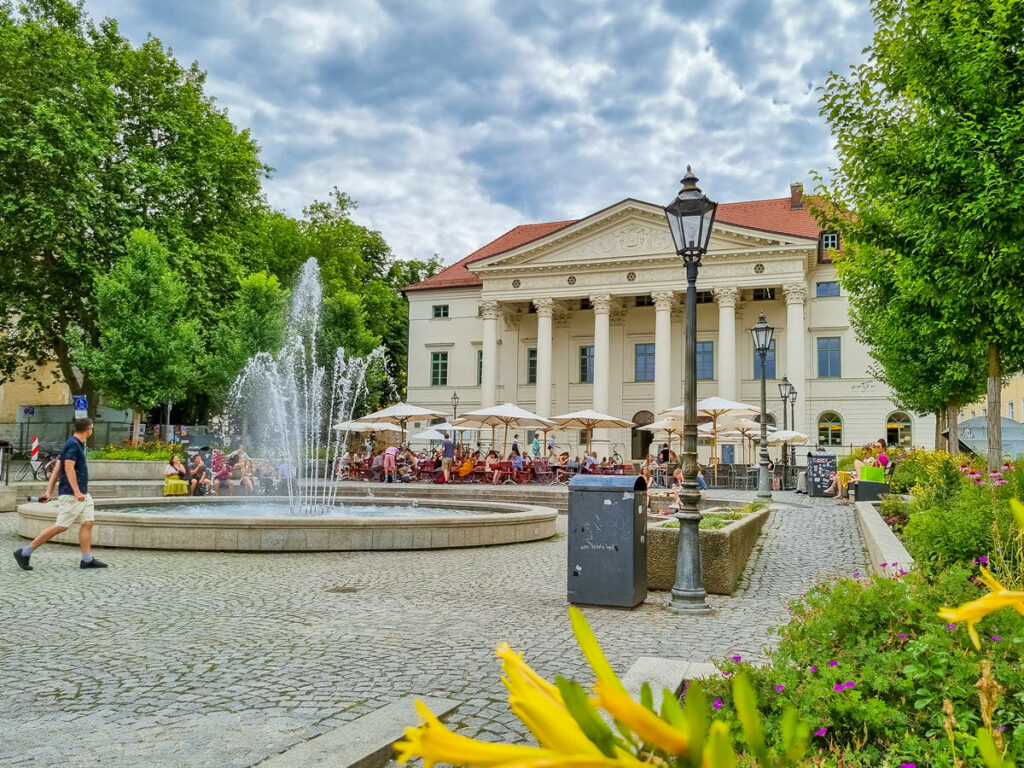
72, 229, 200, 437
813, 0, 1024, 467
0, 0, 268, 417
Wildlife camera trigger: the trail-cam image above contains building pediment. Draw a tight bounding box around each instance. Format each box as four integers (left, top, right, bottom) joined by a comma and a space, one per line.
469, 199, 815, 278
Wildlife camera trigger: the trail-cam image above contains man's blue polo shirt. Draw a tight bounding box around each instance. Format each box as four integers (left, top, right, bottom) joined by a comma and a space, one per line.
57, 436, 88, 496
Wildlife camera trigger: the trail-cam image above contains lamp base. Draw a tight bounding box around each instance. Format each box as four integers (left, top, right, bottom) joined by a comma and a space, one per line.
669, 588, 711, 614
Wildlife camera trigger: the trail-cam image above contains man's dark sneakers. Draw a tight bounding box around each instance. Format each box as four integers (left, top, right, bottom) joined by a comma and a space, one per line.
80, 558, 108, 569
13, 548, 32, 571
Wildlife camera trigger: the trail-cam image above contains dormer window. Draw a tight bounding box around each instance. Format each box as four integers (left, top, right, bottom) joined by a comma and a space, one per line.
822, 233, 839, 251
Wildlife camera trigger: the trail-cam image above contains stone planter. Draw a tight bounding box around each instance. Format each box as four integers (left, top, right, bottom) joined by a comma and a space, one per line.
855, 500, 913, 576
0, 486, 16, 513
646, 507, 770, 595
88, 460, 166, 481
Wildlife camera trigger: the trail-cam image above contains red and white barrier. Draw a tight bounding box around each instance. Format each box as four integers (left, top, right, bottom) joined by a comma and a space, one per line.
30, 436, 40, 468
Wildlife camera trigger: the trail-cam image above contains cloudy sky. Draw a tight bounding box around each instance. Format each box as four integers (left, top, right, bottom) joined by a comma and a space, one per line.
84, 0, 874, 263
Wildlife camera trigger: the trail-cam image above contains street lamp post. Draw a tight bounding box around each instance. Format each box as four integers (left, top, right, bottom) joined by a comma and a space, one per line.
789, 386, 798, 473
778, 376, 793, 489
451, 391, 460, 451
751, 312, 775, 500
664, 166, 716, 615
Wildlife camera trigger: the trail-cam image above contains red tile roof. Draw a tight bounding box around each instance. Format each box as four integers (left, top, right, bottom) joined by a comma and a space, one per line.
404, 196, 820, 292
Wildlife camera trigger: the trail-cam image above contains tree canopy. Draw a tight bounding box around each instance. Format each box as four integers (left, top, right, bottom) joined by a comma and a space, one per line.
0, 1, 440, 427
813, 0, 1024, 466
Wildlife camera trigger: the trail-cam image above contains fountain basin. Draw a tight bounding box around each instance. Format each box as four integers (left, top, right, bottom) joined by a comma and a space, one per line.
16, 496, 558, 551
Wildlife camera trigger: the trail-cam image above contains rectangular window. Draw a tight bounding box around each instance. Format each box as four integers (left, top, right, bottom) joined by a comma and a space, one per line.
819, 233, 839, 263
476, 349, 483, 386
635, 343, 655, 382
432, 304, 449, 319
579, 345, 595, 383
635, 295, 654, 307
753, 339, 776, 379
526, 348, 537, 385
696, 290, 714, 304
1008, 401, 1015, 421
816, 281, 840, 298
696, 341, 714, 380
817, 337, 841, 378
430, 351, 448, 386
752, 288, 776, 301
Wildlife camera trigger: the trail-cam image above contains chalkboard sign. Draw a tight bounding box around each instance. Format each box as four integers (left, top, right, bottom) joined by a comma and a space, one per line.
806, 451, 837, 497
721, 444, 735, 465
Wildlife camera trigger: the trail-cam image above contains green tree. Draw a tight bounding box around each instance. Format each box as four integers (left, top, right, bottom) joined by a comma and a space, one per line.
72, 230, 200, 441
0, 0, 268, 420
814, 0, 1024, 468
837, 241, 988, 449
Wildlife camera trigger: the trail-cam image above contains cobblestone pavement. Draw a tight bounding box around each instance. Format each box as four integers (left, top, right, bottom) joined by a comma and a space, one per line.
0, 492, 865, 767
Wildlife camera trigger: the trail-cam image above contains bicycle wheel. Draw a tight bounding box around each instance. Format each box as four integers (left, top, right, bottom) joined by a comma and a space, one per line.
611, 452, 623, 465
14, 463, 31, 482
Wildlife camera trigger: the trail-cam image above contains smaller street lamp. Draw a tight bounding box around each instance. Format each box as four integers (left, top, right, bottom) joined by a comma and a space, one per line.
778, 376, 793, 489
788, 385, 798, 471
751, 312, 775, 499
450, 391, 460, 451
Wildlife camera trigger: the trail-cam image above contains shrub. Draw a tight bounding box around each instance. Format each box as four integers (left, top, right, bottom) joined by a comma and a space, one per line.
889, 448, 966, 498
706, 567, 1024, 765
902, 483, 997, 570
87, 441, 177, 461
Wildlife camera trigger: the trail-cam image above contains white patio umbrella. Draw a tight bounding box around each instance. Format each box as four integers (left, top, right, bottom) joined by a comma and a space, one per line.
639, 416, 685, 456
457, 403, 555, 455
550, 409, 634, 455
662, 397, 759, 464
356, 402, 447, 445
768, 430, 808, 445
721, 417, 775, 464
409, 427, 448, 443
332, 420, 402, 434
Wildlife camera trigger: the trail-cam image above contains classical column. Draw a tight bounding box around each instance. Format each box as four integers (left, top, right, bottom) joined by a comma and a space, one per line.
714, 286, 739, 400
534, 298, 554, 417
783, 284, 807, 433
653, 290, 675, 414
591, 295, 611, 415
480, 299, 500, 407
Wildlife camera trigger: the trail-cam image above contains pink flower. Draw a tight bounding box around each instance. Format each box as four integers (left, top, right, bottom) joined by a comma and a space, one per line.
989, 471, 1002, 478
731, 655, 742, 662
1001, 463, 1012, 471
713, 698, 723, 710
975, 556, 989, 564
844, 681, 856, 689
945, 623, 957, 630
896, 633, 907, 638
815, 727, 828, 736
828, 660, 839, 667
853, 572, 860, 578
974, 478, 986, 485
967, 471, 982, 479
775, 684, 786, 691
959, 465, 970, 472
994, 479, 1008, 486
901, 764, 916, 768
992, 636, 1004, 642
833, 684, 844, 692
809, 665, 818, 673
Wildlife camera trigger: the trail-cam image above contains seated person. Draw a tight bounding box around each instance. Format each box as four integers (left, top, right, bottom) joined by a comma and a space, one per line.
457, 451, 478, 478
163, 455, 188, 496
657, 443, 670, 465
189, 454, 212, 496
510, 449, 524, 471
215, 461, 234, 496
239, 459, 255, 495
227, 444, 248, 467
582, 451, 598, 473
485, 450, 502, 483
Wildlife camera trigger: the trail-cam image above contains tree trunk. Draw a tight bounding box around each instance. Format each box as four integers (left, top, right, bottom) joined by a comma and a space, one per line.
130, 409, 141, 446
987, 343, 1002, 470
946, 404, 959, 453
934, 408, 944, 453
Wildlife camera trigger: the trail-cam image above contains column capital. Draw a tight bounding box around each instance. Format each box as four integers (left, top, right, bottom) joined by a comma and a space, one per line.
533, 297, 555, 317
783, 283, 807, 305
553, 308, 572, 327
652, 290, 675, 311
590, 294, 612, 314
609, 305, 628, 326
713, 286, 739, 308
480, 299, 501, 319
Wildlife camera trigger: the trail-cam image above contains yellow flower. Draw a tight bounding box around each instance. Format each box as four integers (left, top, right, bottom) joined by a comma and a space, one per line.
593, 679, 691, 755
938, 566, 1024, 649
569, 606, 626, 692
394, 699, 558, 768
497, 643, 602, 754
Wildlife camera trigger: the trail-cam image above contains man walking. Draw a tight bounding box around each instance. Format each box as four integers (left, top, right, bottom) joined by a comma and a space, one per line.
13, 417, 107, 571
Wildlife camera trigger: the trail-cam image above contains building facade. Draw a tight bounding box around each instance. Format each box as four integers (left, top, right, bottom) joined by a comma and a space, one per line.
404, 185, 934, 460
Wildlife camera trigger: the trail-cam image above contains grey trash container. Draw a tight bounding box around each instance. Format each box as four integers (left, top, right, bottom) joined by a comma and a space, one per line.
567, 475, 647, 608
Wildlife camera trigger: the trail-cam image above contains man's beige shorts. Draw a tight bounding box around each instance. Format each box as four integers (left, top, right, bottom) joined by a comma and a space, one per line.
56, 494, 95, 527
441, 458, 454, 471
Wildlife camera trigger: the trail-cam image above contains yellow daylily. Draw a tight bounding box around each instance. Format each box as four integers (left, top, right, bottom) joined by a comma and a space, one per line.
394, 699, 558, 768
938, 566, 1024, 649
569, 606, 627, 693
498, 644, 602, 754
593, 679, 691, 755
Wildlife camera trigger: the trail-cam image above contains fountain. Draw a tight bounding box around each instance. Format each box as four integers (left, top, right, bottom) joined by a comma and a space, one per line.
229, 258, 388, 513
16, 258, 558, 550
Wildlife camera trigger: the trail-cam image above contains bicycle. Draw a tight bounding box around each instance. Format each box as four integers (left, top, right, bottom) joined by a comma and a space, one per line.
14, 450, 59, 482
610, 443, 626, 465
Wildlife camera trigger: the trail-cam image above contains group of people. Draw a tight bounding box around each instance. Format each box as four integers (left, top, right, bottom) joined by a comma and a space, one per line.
823, 438, 890, 501
163, 445, 298, 497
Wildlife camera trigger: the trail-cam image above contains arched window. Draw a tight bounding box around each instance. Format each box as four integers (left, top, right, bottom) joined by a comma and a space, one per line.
817, 411, 843, 446
886, 412, 912, 448
631, 410, 655, 461
753, 413, 777, 427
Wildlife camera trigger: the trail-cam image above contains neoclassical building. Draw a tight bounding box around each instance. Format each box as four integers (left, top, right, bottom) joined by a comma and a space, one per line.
405, 184, 934, 460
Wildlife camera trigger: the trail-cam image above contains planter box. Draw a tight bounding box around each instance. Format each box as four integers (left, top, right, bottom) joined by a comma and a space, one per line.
855, 500, 913, 576
88, 460, 166, 481
647, 507, 770, 595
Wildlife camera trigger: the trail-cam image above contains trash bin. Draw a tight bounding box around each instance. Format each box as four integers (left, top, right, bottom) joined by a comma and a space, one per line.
806, 451, 837, 498
567, 475, 648, 608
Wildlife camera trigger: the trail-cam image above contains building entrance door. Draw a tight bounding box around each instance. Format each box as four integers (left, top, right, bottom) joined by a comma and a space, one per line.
631, 410, 654, 460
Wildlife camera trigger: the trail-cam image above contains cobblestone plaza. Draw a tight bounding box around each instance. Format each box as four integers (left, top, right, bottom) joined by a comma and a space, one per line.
1, 493, 865, 767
